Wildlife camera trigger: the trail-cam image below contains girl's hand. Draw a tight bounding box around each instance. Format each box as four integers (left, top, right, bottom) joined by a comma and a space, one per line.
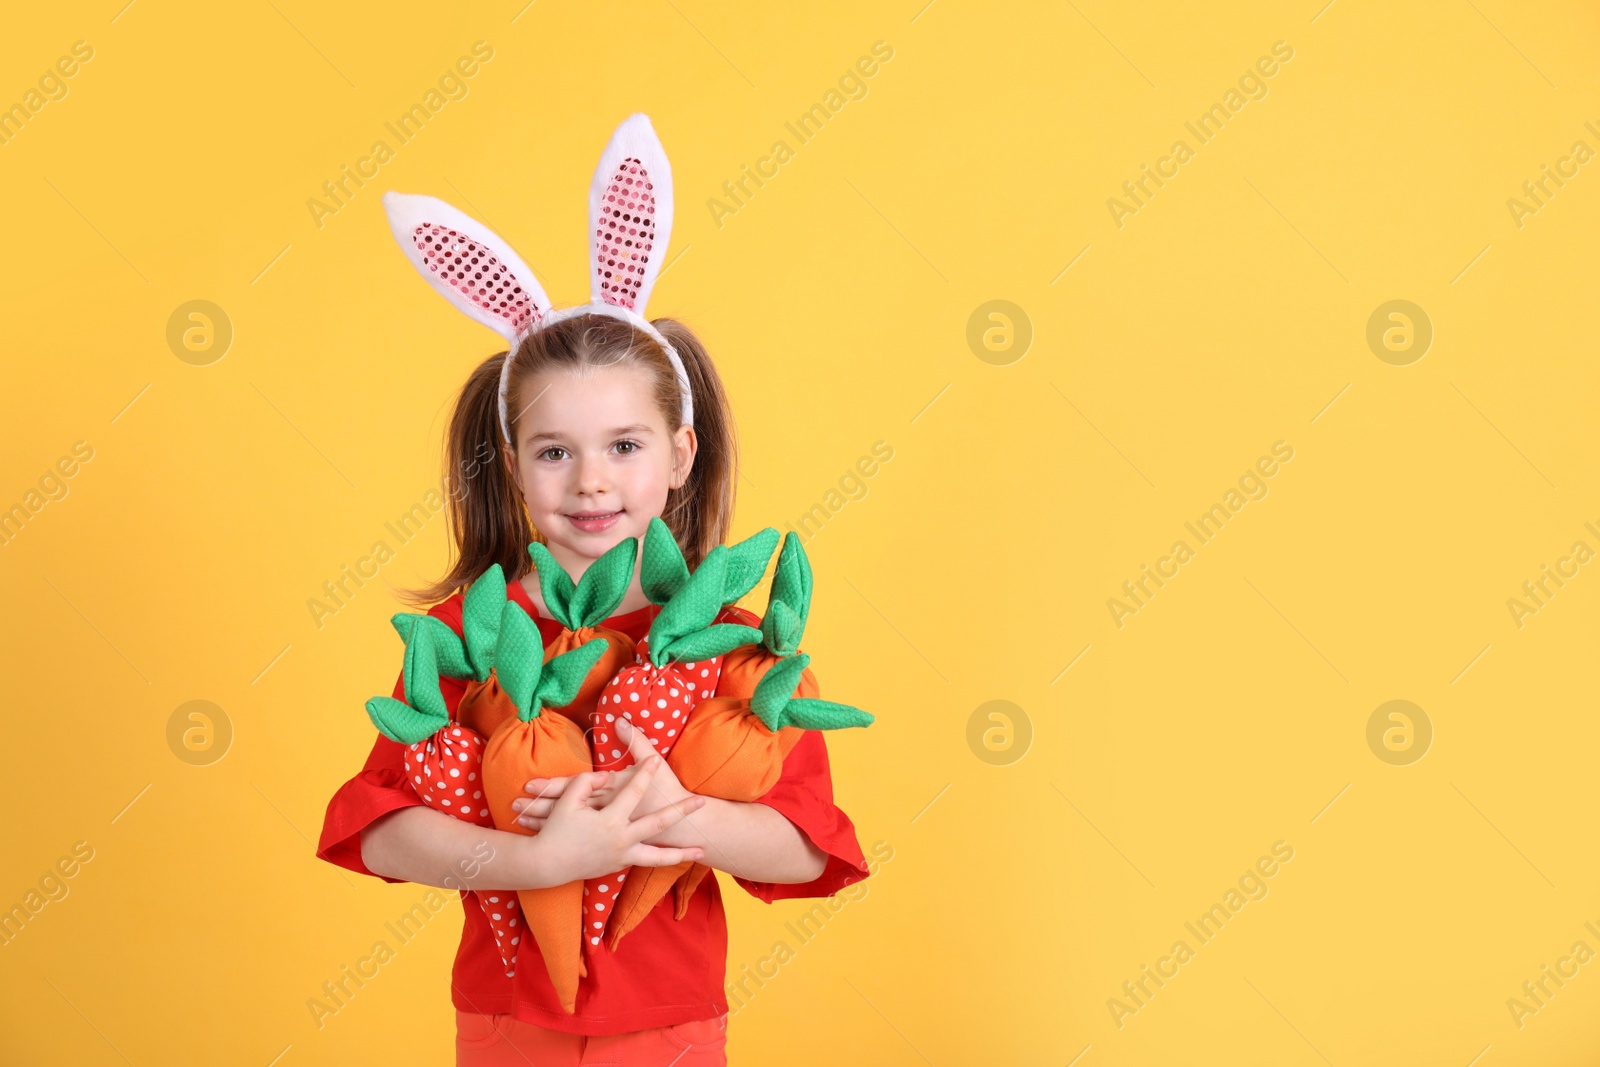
527, 759, 706, 886
515, 717, 699, 846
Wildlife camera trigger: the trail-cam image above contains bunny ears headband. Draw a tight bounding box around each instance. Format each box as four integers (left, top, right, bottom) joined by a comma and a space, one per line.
381, 113, 692, 446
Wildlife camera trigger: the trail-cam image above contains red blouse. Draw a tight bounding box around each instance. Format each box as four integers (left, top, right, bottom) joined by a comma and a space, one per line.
315, 576, 871, 1035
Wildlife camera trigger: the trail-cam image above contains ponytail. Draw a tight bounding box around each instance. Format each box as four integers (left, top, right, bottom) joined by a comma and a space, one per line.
655, 317, 736, 568
394, 352, 533, 608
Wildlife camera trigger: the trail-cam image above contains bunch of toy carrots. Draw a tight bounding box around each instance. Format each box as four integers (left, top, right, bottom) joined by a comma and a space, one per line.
362, 519, 874, 1013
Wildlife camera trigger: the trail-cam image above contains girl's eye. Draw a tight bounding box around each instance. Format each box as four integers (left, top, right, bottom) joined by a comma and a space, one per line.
539, 447, 567, 462
614, 440, 640, 455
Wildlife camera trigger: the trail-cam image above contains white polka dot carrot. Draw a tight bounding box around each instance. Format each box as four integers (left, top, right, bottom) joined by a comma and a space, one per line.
365, 604, 523, 978
577, 519, 775, 955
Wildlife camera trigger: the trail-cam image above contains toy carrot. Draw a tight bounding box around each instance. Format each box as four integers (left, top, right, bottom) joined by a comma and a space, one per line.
364, 614, 524, 977
526, 535, 639, 727
715, 530, 818, 702
665, 531, 820, 919
394, 563, 525, 740
606, 652, 873, 948
578, 519, 774, 951
480, 601, 608, 1014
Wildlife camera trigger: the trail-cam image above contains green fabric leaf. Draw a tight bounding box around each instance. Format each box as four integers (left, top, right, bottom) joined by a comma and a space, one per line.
722, 527, 778, 605
527, 542, 577, 630
365, 695, 448, 745
641, 517, 689, 604
779, 698, 874, 731
663, 623, 762, 663
395, 622, 449, 720
769, 532, 813, 638
414, 615, 471, 678
749, 653, 810, 730
647, 546, 727, 665
569, 536, 638, 627
494, 599, 544, 720
761, 600, 803, 657
390, 612, 423, 644
533, 638, 608, 716
462, 564, 506, 681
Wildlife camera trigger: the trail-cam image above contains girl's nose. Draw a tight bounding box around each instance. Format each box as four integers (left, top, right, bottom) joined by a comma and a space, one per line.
574, 453, 609, 493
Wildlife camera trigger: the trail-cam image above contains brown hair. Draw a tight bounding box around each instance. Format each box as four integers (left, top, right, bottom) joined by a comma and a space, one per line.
395, 313, 736, 608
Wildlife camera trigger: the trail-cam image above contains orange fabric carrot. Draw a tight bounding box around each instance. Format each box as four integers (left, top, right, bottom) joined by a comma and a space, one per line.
671, 531, 817, 920
527, 536, 639, 729
607, 651, 873, 949
479, 598, 608, 1014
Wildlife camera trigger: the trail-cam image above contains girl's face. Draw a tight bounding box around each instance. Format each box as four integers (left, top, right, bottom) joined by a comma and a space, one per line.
506, 361, 696, 578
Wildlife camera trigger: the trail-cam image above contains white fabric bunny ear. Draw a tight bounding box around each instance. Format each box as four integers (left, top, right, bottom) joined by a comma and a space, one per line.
588, 113, 674, 314
383, 192, 551, 343
380, 115, 692, 447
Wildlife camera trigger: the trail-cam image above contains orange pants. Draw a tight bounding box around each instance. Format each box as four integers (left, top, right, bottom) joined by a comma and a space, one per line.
455, 1009, 728, 1066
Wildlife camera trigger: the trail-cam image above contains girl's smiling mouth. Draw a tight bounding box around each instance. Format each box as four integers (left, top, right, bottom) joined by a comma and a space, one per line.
565, 510, 623, 533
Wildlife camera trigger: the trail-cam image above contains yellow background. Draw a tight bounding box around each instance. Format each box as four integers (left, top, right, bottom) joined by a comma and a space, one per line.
2, 1, 1598, 1063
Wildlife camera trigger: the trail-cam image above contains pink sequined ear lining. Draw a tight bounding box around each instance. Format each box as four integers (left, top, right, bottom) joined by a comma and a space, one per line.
595, 157, 655, 311
412, 223, 540, 333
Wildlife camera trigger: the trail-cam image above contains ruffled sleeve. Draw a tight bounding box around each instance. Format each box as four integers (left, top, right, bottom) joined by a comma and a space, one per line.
730, 728, 871, 903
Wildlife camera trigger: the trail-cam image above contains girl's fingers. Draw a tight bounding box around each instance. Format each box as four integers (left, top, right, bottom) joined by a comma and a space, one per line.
595, 764, 637, 798
629, 794, 705, 843
516, 814, 546, 831
606, 756, 658, 810
512, 796, 557, 816
524, 772, 607, 797
630, 844, 707, 867
553, 770, 609, 810
617, 716, 657, 762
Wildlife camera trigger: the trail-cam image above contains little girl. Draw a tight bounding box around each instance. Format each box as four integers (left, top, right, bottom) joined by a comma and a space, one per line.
316, 115, 870, 1066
